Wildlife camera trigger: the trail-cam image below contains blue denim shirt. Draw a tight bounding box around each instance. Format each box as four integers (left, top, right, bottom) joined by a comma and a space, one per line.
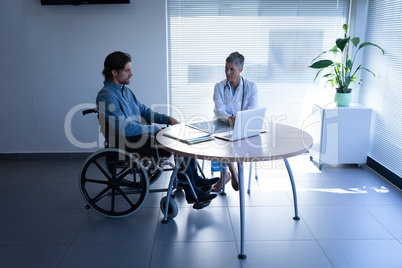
96, 82, 170, 137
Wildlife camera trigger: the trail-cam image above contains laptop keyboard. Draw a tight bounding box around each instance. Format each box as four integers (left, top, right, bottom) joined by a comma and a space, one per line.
223, 134, 233, 139
216, 130, 233, 139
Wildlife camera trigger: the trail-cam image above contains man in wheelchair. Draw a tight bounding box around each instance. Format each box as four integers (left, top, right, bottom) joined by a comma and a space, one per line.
96, 51, 219, 206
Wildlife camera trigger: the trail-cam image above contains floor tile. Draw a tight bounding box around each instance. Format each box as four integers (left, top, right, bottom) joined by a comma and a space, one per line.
0, 210, 19, 231
293, 181, 361, 206
299, 205, 394, 240
0, 244, 69, 268
335, 178, 402, 205
60, 242, 153, 268
73, 208, 159, 244
247, 177, 293, 192
0, 209, 88, 244
0, 184, 44, 209
151, 241, 241, 268
365, 204, 402, 239
26, 183, 86, 209
155, 207, 235, 242
319, 239, 402, 268
239, 240, 332, 268
229, 206, 314, 241
225, 190, 293, 207
0, 160, 77, 185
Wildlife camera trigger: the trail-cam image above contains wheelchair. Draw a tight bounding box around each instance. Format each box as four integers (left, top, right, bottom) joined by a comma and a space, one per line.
79, 108, 209, 221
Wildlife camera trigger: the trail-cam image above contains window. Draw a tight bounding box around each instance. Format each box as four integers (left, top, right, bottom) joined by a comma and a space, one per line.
167, 0, 349, 127
359, 0, 402, 178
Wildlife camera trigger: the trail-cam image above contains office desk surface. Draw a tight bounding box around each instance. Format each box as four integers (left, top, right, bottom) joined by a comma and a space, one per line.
156, 123, 313, 162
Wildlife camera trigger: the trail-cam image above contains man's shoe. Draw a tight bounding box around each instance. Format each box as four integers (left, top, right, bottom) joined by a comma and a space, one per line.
198, 185, 212, 193
185, 190, 217, 204
195, 177, 220, 188
197, 190, 217, 203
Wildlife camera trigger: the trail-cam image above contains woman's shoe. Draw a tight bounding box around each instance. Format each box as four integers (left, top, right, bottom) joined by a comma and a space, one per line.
211, 171, 231, 192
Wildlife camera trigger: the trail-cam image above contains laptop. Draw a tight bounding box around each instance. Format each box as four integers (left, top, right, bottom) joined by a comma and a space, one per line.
214, 107, 267, 141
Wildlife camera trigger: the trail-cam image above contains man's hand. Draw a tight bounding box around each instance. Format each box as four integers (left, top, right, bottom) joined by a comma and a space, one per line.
227, 116, 236, 127
169, 117, 180, 125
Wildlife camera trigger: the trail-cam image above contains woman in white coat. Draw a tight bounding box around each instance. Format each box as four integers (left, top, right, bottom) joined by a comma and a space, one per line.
211, 51, 259, 191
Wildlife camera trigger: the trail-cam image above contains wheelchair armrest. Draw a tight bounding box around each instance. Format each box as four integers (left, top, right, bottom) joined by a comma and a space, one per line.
82, 108, 98, 116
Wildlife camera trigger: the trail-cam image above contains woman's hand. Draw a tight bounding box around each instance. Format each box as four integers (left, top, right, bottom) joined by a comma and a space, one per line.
227, 116, 236, 127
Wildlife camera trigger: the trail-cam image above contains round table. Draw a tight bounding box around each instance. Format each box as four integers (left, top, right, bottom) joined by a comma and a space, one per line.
156, 123, 313, 258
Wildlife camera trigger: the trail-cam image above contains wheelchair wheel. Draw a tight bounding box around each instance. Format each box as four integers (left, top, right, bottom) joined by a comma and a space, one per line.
160, 196, 178, 219
79, 148, 150, 218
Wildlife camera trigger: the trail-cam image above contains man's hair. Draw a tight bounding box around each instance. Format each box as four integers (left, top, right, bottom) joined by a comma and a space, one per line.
102, 51, 132, 82
226, 51, 245, 70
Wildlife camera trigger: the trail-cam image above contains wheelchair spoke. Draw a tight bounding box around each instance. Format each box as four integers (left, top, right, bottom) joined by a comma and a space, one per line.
116, 166, 130, 177
116, 167, 133, 182
94, 159, 112, 180
116, 187, 136, 208
91, 185, 111, 203
84, 178, 109, 185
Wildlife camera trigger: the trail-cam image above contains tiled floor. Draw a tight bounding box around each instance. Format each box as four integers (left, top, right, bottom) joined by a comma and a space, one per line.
1, 153, 402, 268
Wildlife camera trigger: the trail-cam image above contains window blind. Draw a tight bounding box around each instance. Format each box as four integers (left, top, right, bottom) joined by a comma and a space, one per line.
359, 0, 402, 178
167, 0, 349, 127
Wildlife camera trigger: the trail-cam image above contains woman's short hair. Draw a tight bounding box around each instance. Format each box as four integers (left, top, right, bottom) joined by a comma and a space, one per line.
102, 51, 132, 82
226, 51, 245, 69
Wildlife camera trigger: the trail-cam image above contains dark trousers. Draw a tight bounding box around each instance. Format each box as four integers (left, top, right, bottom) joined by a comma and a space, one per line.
125, 134, 200, 189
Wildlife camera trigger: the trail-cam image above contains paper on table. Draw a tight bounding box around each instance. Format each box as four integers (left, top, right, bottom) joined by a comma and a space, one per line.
163, 131, 213, 145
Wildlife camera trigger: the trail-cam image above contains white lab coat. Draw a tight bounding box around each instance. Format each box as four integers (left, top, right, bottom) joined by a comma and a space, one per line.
213, 77, 259, 121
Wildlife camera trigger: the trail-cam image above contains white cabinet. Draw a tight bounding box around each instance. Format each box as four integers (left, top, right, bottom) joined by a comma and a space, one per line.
309, 103, 372, 170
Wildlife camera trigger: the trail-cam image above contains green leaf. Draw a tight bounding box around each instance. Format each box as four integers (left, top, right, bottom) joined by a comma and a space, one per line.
358, 42, 385, 54
351, 37, 360, 47
346, 59, 352, 69
309, 60, 333, 69
361, 67, 376, 77
311, 50, 332, 63
325, 78, 332, 85
345, 75, 351, 87
343, 24, 348, 33
330, 47, 339, 54
336, 38, 349, 52
313, 70, 322, 82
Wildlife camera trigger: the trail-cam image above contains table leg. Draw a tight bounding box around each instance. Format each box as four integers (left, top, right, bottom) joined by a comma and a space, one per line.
283, 158, 300, 220
237, 162, 247, 259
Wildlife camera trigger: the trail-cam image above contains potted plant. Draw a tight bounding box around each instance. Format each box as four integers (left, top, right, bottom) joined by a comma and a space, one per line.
309, 24, 384, 106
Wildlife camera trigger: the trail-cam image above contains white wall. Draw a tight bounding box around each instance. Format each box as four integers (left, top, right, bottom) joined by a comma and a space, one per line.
0, 0, 168, 153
